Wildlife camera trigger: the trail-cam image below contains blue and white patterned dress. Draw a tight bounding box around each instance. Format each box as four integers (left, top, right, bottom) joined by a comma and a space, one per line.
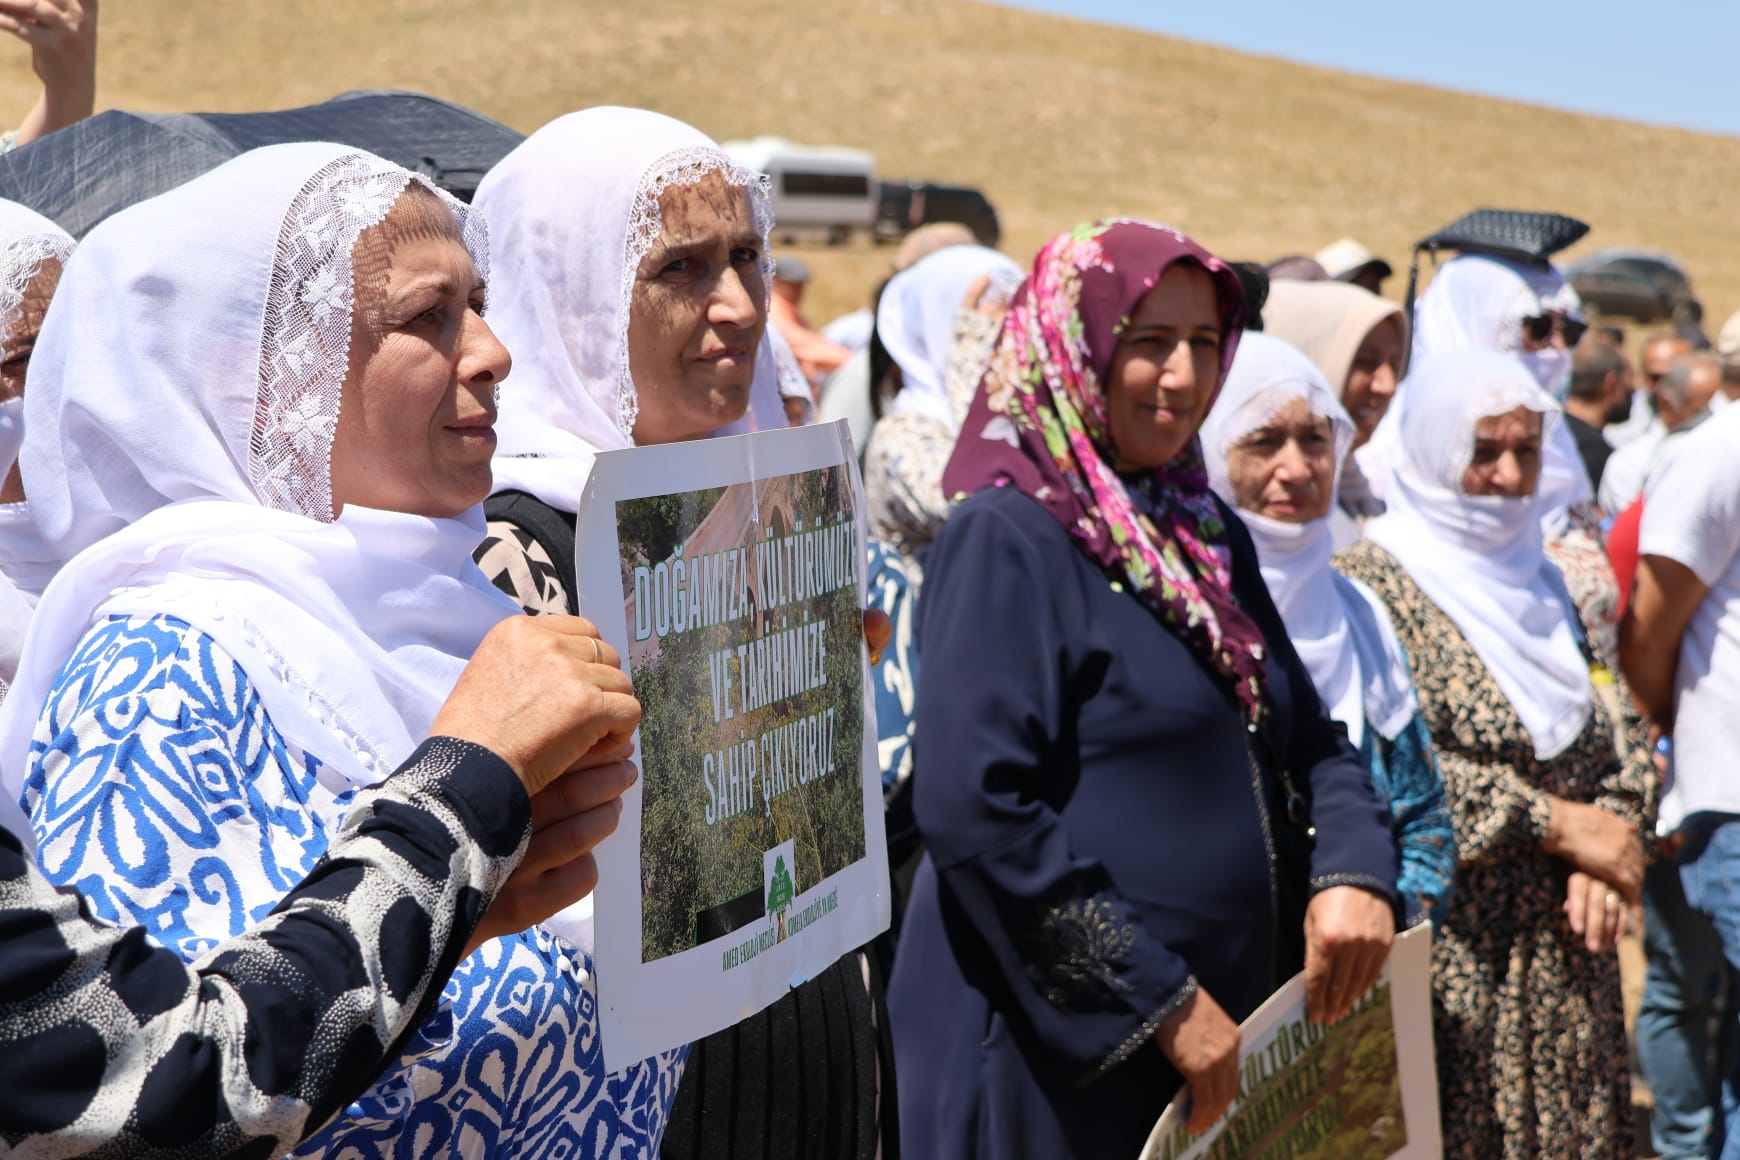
865, 540, 918, 797
24, 612, 685, 1159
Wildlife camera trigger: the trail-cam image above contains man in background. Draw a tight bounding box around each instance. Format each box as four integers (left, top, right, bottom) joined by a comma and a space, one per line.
1563, 341, 1630, 492
1717, 308, 1740, 406
1314, 237, 1392, 294
770, 255, 851, 389
1601, 352, 1721, 515
1609, 333, 1691, 450
1622, 399, 1740, 1160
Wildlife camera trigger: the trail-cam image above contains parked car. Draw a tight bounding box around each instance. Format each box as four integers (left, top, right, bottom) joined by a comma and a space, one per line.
721, 136, 877, 245
1565, 249, 1697, 323
875, 180, 1000, 247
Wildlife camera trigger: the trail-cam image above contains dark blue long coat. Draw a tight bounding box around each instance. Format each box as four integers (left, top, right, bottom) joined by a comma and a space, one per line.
889, 486, 1398, 1159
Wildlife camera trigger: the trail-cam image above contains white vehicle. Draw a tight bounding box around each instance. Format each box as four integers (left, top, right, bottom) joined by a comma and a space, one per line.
721, 136, 877, 244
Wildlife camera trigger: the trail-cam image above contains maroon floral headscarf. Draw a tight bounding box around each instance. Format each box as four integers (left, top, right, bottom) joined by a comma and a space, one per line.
942, 219, 1270, 723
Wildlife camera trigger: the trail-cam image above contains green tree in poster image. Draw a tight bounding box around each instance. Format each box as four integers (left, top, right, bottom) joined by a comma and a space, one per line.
622, 465, 867, 962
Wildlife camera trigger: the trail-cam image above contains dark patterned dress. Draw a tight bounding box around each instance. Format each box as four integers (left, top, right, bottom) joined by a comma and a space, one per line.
1337, 540, 1656, 1158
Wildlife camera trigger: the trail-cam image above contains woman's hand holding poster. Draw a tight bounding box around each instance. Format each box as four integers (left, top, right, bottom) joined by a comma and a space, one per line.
1141, 924, 1441, 1160
573, 420, 891, 1071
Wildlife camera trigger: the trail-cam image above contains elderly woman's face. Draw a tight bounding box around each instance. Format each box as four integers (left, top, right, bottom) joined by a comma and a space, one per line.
1104, 263, 1224, 470
1224, 397, 1337, 524
628, 170, 767, 446
1341, 316, 1403, 447
1461, 406, 1543, 498
327, 188, 510, 519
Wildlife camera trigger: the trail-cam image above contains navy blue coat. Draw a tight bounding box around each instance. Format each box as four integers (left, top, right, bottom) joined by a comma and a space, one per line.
888, 486, 1397, 1159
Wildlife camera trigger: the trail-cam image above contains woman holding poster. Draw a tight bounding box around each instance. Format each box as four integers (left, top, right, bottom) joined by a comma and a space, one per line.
471, 107, 893, 1160
889, 220, 1400, 1159
0, 145, 672, 1156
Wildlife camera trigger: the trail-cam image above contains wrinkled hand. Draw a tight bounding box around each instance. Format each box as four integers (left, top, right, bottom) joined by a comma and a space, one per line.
0, 0, 96, 113
1544, 798, 1644, 905
461, 758, 636, 956
1303, 886, 1393, 1024
1564, 870, 1628, 954
433, 615, 642, 797
1155, 987, 1240, 1134
863, 607, 891, 666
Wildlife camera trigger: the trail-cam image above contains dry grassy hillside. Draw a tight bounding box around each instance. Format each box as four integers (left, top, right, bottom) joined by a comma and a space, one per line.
7, 0, 1738, 327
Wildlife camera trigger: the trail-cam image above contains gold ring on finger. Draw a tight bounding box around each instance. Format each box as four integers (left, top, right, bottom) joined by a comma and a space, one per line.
591, 637, 602, 664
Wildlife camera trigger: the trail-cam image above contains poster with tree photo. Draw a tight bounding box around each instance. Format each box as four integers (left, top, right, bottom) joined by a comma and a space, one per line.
573, 421, 890, 1070
1140, 924, 1440, 1160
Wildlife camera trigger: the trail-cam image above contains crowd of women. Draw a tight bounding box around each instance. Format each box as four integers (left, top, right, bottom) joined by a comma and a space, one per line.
0, 98, 1655, 1160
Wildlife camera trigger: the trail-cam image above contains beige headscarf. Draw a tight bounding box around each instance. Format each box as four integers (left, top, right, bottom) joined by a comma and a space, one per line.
1263, 280, 1407, 522
1263, 279, 1406, 399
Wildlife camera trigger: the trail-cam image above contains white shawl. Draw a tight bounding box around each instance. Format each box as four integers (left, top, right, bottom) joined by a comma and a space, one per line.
1365, 349, 1592, 760
877, 244, 1022, 429
1201, 333, 1417, 748
0, 144, 520, 853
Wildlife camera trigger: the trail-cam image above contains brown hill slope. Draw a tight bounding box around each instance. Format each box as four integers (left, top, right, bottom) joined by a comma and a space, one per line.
3, 0, 1735, 325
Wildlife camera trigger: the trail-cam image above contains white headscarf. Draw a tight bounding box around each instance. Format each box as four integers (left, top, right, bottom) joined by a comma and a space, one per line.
476, 106, 778, 513
877, 244, 1022, 429
1363, 253, 1592, 531
1365, 349, 1592, 760
0, 144, 521, 852
1411, 254, 1581, 372
0, 201, 75, 689
0, 201, 71, 486
1200, 333, 1416, 748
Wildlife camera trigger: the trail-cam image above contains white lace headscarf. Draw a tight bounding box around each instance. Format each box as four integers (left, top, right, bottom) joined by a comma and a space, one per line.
1200, 333, 1416, 748
877, 244, 1023, 430
0, 201, 75, 692
0, 143, 520, 852
477, 106, 778, 513
0, 199, 73, 370
1365, 349, 1592, 760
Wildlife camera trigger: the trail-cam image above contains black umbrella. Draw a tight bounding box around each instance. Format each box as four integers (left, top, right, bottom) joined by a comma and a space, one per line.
1402, 208, 1592, 325
0, 89, 525, 238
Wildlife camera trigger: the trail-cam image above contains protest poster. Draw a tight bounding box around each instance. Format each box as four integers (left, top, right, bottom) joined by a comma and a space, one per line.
572, 420, 891, 1071
1140, 923, 1440, 1160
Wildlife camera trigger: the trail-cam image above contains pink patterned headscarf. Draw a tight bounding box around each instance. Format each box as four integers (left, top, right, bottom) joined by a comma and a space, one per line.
943, 219, 1269, 723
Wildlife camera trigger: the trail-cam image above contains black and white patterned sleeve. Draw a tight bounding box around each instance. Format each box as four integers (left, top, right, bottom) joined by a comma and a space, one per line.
476, 517, 571, 616
0, 735, 531, 1158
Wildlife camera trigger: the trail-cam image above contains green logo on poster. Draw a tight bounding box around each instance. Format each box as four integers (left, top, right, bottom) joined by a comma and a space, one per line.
768, 854, 794, 917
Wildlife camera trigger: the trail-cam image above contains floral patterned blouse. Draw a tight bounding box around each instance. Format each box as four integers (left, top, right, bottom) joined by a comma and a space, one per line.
863, 303, 1003, 585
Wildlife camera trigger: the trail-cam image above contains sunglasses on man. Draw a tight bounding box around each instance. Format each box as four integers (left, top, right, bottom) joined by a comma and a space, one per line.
1520, 314, 1587, 348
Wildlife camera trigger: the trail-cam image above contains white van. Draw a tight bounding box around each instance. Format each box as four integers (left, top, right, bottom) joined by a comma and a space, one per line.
721, 137, 877, 244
